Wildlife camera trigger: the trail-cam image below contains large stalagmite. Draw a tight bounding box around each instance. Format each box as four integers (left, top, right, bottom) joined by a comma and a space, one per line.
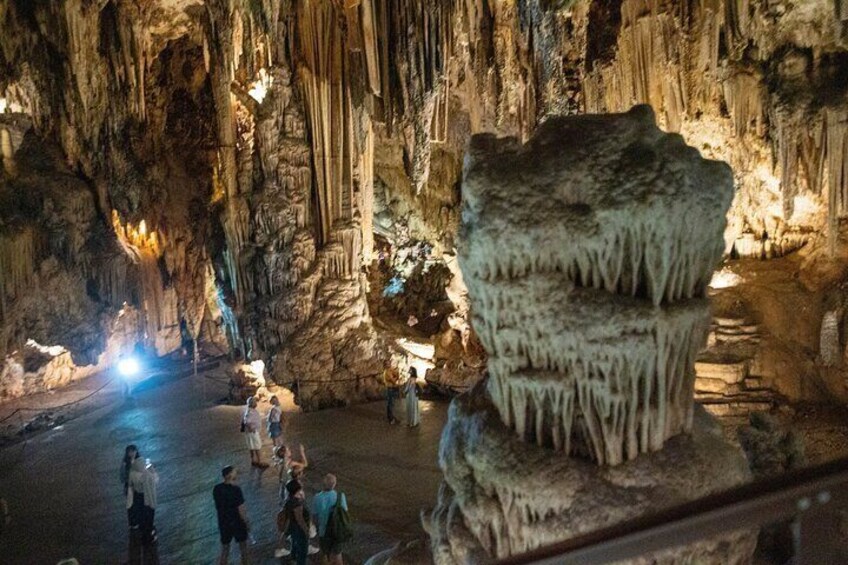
425, 106, 756, 562
464, 105, 730, 464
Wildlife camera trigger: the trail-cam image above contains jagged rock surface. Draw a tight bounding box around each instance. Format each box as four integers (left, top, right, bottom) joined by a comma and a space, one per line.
428, 108, 751, 563
0, 115, 140, 399
461, 106, 733, 464
425, 384, 757, 563
1, 0, 847, 409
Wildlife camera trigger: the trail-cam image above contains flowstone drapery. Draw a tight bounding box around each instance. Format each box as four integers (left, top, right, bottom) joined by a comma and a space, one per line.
425, 106, 756, 563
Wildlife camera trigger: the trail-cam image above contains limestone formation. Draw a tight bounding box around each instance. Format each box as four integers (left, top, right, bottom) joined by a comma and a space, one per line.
426, 384, 757, 563
1, 0, 847, 411
462, 105, 732, 464
0, 114, 140, 396
427, 108, 753, 562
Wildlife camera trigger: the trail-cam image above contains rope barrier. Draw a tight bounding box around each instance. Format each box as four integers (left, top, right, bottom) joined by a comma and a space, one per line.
294, 375, 380, 384
207, 372, 381, 387
0, 376, 116, 424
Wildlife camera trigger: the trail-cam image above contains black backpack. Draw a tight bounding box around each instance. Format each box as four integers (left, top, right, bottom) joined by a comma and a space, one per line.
325, 493, 353, 544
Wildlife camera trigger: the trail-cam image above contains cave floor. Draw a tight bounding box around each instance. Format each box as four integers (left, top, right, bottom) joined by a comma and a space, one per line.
0, 367, 448, 564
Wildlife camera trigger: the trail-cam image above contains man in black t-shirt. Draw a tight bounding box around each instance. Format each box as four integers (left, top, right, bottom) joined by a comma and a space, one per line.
213, 466, 251, 564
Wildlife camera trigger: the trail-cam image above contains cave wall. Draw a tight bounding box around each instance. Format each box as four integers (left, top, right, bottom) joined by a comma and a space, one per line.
1, 0, 846, 406
0, 113, 139, 400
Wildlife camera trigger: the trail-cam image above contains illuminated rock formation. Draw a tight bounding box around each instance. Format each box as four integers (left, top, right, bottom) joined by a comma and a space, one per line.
582, 0, 848, 254
0, 115, 140, 399
426, 107, 755, 562
463, 105, 731, 464
1, 0, 847, 409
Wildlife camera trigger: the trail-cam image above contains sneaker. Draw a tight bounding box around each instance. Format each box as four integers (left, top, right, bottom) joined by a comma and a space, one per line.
308, 545, 320, 555
274, 548, 290, 558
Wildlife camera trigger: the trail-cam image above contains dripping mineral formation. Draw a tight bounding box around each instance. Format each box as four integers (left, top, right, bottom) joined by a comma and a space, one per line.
425, 107, 757, 562
0, 0, 847, 410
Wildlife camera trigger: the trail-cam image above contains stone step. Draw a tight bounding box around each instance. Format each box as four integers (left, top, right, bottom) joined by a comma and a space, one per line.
714, 317, 746, 327
714, 333, 761, 344
699, 400, 775, 417
695, 378, 742, 395
713, 325, 759, 336
695, 361, 748, 384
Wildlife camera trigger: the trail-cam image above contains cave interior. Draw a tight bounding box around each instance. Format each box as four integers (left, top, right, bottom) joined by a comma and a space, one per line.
2, 0, 848, 563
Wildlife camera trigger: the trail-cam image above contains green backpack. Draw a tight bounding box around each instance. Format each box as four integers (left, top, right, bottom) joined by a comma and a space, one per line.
325, 493, 353, 544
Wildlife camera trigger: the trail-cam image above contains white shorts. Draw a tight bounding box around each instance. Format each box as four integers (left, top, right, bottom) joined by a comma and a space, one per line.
245, 431, 262, 450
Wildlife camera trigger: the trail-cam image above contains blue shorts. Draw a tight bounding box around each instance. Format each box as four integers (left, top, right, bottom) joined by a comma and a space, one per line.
268, 421, 282, 438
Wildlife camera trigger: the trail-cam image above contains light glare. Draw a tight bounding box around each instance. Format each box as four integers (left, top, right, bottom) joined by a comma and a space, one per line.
118, 357, 140, 377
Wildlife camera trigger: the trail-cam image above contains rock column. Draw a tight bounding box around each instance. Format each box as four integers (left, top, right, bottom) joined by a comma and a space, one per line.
425, 106, 757, 563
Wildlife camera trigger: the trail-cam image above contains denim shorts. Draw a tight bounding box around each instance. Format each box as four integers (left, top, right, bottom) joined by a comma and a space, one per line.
268, 421, 282, 438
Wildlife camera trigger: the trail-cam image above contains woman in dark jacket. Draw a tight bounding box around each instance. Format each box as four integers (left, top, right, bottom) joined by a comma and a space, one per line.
121, 445, 139, 525
279, 480, 311, 565
121, 445, 139, 492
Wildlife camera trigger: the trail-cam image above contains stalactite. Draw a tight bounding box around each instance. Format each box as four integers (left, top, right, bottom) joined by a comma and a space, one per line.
359, 121, 375, 264
825, 108, 848, 246
584, 6, 687, 131
0, 228, 37, 324
820, 309, 841, 366
723, 71, 765, 137
383, 0, 453, 193
297, 0, 347, 245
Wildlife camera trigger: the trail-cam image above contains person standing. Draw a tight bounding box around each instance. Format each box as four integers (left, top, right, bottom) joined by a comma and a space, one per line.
242, 397, 267, 468
404, 368, 420, 428
267, 395, 283, 449
274, 444, 309, 504
121, 445, 139, 493
312, 474, 348, 565
273, 444, 310, 558
383, 365, 400, 424
214, 466, 251, 565
120, 445, 139, 526
127, 456, 159, 546
278, 480, 311, 565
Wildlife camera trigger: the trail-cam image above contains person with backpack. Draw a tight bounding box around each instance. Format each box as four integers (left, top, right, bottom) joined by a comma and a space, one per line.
312, 474, 351, 564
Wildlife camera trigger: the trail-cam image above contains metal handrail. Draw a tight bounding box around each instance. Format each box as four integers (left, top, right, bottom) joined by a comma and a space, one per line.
498, 457, 848, 565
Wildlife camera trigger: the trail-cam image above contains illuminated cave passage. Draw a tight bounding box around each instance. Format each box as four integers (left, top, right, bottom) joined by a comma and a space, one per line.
1, 1, 848, 564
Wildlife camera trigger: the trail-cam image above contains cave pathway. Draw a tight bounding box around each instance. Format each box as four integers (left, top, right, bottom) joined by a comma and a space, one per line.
0, 366, 447, 564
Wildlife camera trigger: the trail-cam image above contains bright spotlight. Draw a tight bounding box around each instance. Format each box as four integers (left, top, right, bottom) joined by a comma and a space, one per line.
118, 357, 140, 377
